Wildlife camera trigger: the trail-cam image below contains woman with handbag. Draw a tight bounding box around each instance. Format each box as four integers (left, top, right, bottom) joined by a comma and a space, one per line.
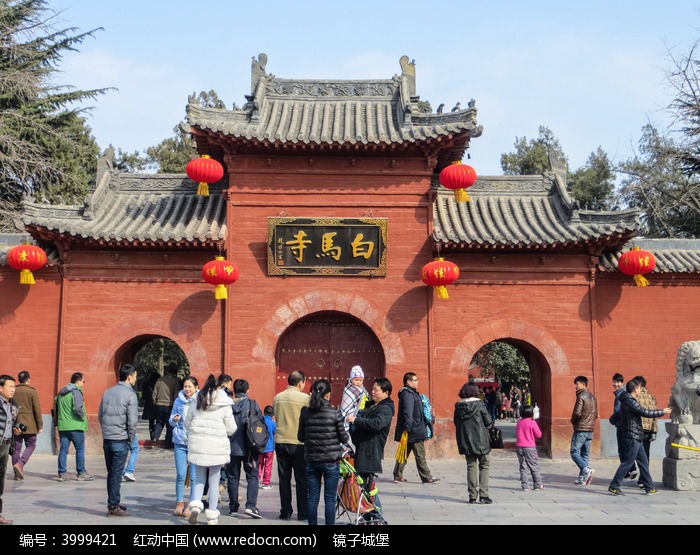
454, 382, 493, 504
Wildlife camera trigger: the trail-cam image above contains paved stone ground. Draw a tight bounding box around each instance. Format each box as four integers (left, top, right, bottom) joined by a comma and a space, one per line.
5, 435, 699, 527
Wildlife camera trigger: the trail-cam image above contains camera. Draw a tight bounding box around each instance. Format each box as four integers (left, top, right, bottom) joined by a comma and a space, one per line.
16, 422, 27, 433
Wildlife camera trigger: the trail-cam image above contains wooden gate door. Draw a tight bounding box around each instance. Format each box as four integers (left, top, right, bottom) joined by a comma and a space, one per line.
276, 312, 385, 407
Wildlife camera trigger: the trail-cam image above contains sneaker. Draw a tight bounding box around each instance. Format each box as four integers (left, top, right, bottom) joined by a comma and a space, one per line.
57, 473, 66, 482
227, 509, 238, 516
534, 484, 544, 490
424, 478, 440, 484
608, 486, 624, 496
478, 497, 493, 504
245, 507, 263, 519
107, 506, 128, 516
392, 477, 407, 483
584, 468, 595, 485
261, 485, 273, 490
637, 482, 646, 489
77, 472, 95, 481
123, 472, 136, 482
645, 488, 658, 495
627, 470, 639, 481
574, 476, 584, 485
521, 485, 531, 491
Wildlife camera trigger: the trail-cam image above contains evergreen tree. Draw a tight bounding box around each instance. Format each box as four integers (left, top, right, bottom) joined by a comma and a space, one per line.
568, 147, 616, 210
0, 0, 111, 230
500, 125, 568, 175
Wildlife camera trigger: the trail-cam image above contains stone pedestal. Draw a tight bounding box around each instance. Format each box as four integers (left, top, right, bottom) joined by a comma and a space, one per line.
663, 457, 700, 490
663, 421, 700, 490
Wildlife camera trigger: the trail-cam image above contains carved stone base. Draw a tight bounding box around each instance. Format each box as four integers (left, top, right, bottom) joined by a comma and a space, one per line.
662, 457, 700, 490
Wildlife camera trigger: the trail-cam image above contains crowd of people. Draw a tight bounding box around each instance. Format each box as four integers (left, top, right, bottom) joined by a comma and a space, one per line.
0, 365, 672, 526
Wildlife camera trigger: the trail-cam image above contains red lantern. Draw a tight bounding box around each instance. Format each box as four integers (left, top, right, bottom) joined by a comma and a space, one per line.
202, 256, 240, 300
439, 161, 477, 202
618, 246, 656, 287
421, 257, 460, 299
6, 244, 47, 285
186, 155, 224, 196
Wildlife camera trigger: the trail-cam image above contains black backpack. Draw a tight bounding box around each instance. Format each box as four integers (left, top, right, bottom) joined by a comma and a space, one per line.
245, 399, 269, 457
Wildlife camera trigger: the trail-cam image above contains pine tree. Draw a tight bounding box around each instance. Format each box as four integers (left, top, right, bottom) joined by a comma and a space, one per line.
0, 0, 110, 230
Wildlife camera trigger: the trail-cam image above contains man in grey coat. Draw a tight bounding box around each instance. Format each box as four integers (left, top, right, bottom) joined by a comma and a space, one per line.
98, 364, 138, 516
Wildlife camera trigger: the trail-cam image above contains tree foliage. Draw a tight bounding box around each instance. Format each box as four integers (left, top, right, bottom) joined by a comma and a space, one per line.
568, 147, 616, 210
618, 124, 699, 237
500, 126, 568, 175
472, 340, 530, 387
133, 337, 189, 392
0, 0, 110, 231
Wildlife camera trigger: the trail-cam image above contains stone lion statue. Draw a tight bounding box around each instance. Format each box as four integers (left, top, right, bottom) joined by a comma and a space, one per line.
664, 341, 700, 489
669, 340, 700, 425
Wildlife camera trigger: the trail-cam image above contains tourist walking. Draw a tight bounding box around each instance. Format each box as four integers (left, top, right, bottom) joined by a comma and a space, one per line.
454, 382, 493, 504
54, 372, 95, 482
258, 405, 276, 490
608, 379, 671, 496
347, 377, 394, 508
609, 373, 637, 481
515, 404, 543, 491
152, 364, 180, 448
141, 373, 159, 443
185, 373, 236, 525
11, 370, 42, 480
297, 379, 349, 525
392, 372, 439, 484
227, 378, 264, 519
634, 376, 658, 464
570, 375, 598, 486
0, 374, 19, 525
98, 363, 139, 516
273, 370, 309, 521
168, 375, 198, 517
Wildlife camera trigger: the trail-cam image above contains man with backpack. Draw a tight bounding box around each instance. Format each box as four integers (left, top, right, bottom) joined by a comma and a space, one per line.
226, 379, 265, 519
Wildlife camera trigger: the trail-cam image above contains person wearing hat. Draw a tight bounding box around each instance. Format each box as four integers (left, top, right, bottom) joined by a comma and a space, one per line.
340, 365, 369, 452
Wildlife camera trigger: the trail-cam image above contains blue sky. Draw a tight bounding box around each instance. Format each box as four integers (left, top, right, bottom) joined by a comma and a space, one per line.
48, 0, 699, 176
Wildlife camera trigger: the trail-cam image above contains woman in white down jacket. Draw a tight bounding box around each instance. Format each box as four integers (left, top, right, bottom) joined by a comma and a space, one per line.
185, 373, 236, 525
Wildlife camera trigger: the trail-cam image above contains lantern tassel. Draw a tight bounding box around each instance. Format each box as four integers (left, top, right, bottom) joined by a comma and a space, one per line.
435, 285, 449, 299
197, 182, 209, 196
454, 189, 470, 203
19, 269, 35, 285
214, 284, 228, 300
633, 274, 650, 287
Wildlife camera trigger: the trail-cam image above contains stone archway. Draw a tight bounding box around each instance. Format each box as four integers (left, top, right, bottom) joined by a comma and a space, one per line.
451, 318, 570, 457
275, 311, 385, 407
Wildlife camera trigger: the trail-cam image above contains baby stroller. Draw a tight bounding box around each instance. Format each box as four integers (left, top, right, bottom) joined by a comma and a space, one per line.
336, 456, 387, 525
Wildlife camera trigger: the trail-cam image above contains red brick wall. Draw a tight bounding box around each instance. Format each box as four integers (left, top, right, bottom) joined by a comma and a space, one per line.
2, 156, 699, 459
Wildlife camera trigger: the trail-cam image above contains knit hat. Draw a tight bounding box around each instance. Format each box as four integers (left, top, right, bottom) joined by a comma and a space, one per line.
349, 365, 364, 380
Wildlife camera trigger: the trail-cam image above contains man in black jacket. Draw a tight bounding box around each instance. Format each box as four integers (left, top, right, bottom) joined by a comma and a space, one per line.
391, 372, 439, 484
348, 377, 395, 504
607, 379, 671, 496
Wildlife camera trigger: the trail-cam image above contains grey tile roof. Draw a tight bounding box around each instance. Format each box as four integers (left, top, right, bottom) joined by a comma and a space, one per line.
21, 172, 227, 248
432, 172, 640, 251
186, 54, 482, 160
599, 238, 700, 274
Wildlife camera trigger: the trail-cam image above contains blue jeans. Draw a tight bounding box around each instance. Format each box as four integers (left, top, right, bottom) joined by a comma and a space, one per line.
173, 443, 192, 502
570, 431, 593, 475
123, 435, 139, 475
306, 461, 340, 525
58, 430, 86, 475
103, 439, 129, 509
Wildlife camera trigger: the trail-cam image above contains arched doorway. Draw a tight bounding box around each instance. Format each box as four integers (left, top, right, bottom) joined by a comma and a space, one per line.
276, 311, 385, 406
469, 338, 552, 455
